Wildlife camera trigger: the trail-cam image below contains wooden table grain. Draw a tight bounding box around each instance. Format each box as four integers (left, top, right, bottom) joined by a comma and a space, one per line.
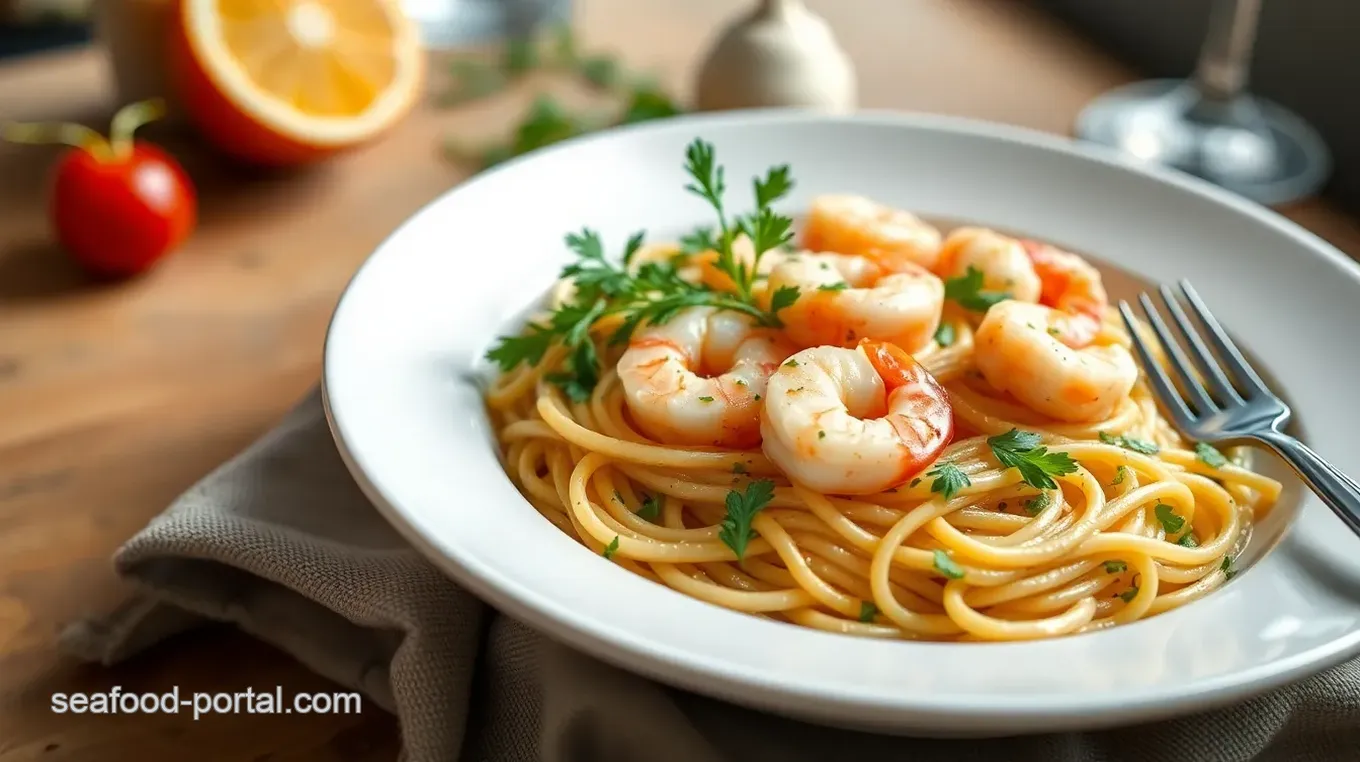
2, 1, 1358, 759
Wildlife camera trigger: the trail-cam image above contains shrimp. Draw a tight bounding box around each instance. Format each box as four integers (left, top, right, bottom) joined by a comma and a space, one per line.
1020, 239, 1109, 347
695, 234, 787, 294
935, 227, 1042, 303
802, 194, 943, 271
766, 252, 945, 352
973, 301, 1137, 423
760, 340, 954, 494
617, 307, 795, 448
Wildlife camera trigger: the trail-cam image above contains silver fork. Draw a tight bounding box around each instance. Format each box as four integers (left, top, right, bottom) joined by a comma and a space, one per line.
1119, 281, 1360, 536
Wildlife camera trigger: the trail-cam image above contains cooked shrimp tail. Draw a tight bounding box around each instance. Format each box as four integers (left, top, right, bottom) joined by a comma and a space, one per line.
617, 307, 795, 448
760, 342, 954, 494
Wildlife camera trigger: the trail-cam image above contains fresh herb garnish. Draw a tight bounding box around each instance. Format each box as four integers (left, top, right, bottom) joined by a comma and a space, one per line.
678, 226, 717, 255
620, 87, 683, 124
1195, 442, 1228, 468
719, 479, 776, 561
578, 54, 623, 90
934, 322, 956, 347
1022, 492, 1051, 516
818, 430, 826, 440
909, 478, 922, 488
732, 462, 748, 475
943, 266, 1011, 312
503, 36, 539, 74
987, 429, 1077, 490
859, 601, 879, 623
683, 139, 798, 324
1221, 556, 1237, 579
486, 171, 803, 400
818, 282, 849, 292
1119, 586, 1139, 603
485, 279, 610, 402
1099, 431, 1160, 455
603, 535, 620, 560
637, 495, 662, 521
927, 462, 970, 500
784, 358, 799, 368
933, 549, 966, 580
1155, 503, 1186, 535
1111, 465, 1129, 486
698, 396, 714, 402
441, 26, 685, 167
1104, 560, 1127, 574
1178, 533, 1199, 548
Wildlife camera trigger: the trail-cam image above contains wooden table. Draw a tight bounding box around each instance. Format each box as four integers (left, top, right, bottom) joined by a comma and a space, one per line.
2, 1, 1358, 759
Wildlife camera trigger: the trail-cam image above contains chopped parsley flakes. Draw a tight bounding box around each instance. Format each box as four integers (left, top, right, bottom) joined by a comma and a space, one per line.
1195, 442, 1228, 468
1099, 431, 1160, 455
933, 549, 966, 579
1022, 492, 1051, 516
719, 479, 776, 561
1155, 503, 1186, 535
934, 322, 956, 347
927, 462, 970, 500
943, 266, 1011, 312
858, 601, 879, 623
637, 495, 662, 521
987, 429, 1077, 490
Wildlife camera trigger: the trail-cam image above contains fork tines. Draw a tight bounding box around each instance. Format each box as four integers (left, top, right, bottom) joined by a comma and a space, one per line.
1118, 281, 1273, 428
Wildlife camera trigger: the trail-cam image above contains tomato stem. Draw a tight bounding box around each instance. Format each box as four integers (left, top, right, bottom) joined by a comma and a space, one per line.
1, 121, 113, 161
109, 99, 166, 161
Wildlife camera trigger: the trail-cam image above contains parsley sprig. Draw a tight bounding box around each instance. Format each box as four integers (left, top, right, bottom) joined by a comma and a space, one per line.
719, 479, 777, 561
1194, 442, 1228, 468
1099, 431, 1160, 455
487, 220, 791, 400
858, 601, 879, 623
683, 139, 801, 320
927, 462, 970, 500
933, 549, 966, 580
1155, 503, 1186, 535
987, 429, 1078, 490
944, 266, 1011, 312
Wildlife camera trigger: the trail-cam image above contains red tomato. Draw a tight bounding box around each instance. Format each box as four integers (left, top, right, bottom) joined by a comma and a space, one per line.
4, 100, 197, 279
50, 142, 196, 279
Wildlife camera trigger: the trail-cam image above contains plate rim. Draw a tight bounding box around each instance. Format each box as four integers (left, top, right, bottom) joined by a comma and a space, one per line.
322, 108, 1360, 733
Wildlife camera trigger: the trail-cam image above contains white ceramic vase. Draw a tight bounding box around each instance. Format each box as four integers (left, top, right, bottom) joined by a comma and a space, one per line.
694, 0, 857, 113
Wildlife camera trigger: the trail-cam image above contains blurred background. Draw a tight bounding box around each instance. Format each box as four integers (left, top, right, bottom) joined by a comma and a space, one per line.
1, 0, 1356, 208
3, 1, 1359, 757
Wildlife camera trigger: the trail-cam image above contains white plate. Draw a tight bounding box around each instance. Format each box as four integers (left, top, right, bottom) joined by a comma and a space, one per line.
323, 111, 1360, 735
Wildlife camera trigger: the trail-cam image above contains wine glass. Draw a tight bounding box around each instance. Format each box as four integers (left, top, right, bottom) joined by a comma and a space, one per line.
1075, 0, 1331, 206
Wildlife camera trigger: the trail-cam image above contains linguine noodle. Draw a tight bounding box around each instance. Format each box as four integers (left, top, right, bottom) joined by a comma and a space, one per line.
485, 288, 1282, 642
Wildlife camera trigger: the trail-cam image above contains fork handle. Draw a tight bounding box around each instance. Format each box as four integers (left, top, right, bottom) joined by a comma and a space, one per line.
1257, 430, 1360, 536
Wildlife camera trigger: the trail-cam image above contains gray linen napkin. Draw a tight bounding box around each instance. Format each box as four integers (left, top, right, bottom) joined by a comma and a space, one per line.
63, 388, 1360, 762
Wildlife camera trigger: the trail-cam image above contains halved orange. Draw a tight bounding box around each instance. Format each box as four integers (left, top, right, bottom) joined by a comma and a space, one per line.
169, 0, 424, 166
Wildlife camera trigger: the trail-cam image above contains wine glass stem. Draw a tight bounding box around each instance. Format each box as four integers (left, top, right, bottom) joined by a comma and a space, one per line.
1192, 0, 1263, 101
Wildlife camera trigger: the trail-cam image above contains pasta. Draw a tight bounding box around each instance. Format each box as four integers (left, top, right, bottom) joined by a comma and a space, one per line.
482, 140, 1281, 642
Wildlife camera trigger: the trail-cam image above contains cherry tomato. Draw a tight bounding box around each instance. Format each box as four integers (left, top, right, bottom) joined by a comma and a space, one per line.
3, 100, 196, 279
